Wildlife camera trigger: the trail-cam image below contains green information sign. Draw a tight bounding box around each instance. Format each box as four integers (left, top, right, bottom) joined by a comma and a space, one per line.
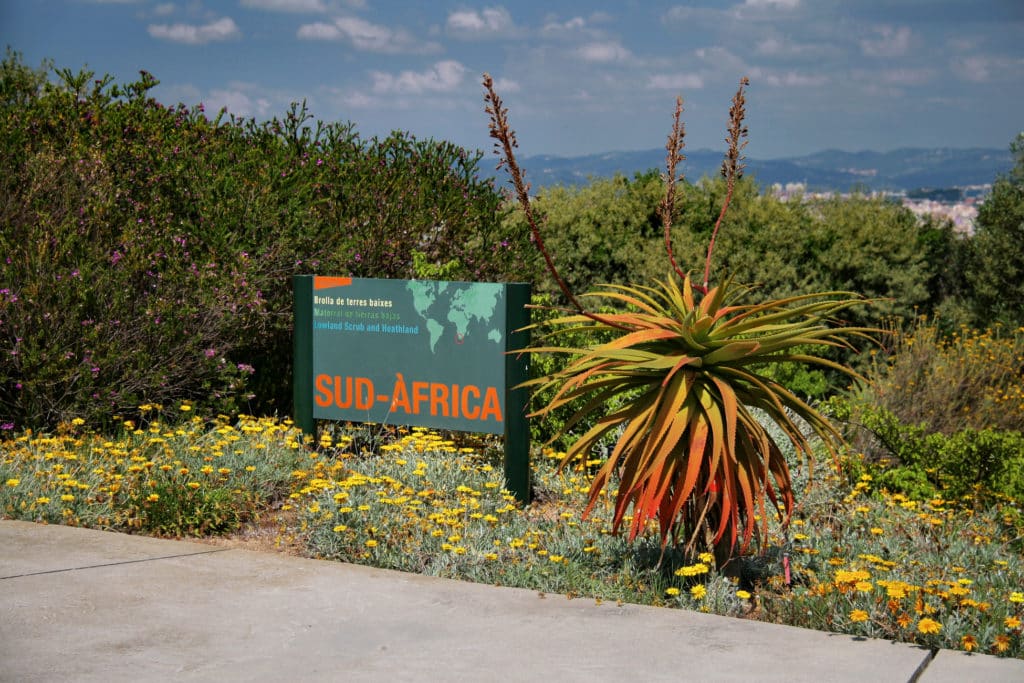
293, 275, 532, 501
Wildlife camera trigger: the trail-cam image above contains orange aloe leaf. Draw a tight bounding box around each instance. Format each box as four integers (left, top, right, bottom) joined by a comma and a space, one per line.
558, 395, 652, 467
634, 371, 689, 471
675, 412, 710, 517
709, 295, 866, 339
737, 352, 866, 382
662, 356, 699, 387
709, 376, 739, 460
710, 303, 746, 324
701, 340, 761, 366
634, 454, 676, 538
661, 466, 701, 546
588, 347, 665, 364
607, 404, 660, 504
681, 274, 695, 311
712, 365, 822, 445
631, 409, 692, 534
554, 381, 653, 436
698, 279, 730, 317
603, 327, 680, 350
528, 360, 614, 409
712, 455, 737, 546
732, 456, 759, 550
583, 288, 663, 317
651, 461, 681, 534
654, 274, 691, 316
697, 388, 726, 493
537, 373, 638, 412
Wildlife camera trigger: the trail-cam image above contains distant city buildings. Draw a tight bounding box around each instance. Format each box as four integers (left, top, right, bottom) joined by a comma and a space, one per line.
901, 195, 979, 235
769, 182, 989, 235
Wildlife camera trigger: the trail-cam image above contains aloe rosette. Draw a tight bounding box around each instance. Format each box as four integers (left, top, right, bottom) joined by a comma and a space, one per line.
484, 72, 875, 559
524, 274, 872, 553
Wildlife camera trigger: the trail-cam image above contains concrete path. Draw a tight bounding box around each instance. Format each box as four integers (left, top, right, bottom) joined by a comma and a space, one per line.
2, 520, 1022, 682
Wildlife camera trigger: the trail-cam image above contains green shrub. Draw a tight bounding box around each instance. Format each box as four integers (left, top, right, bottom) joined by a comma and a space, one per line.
0, 51, 534, 430
833, 316, 1024, 502
832, 399, 1024, 504
525, 293, 618, 449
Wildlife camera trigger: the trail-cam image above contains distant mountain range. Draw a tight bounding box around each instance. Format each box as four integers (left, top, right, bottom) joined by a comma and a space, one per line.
519, 147, 1014, 193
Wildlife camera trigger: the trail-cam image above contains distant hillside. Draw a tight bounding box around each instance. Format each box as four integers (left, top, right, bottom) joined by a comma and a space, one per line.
519, 147, 1014, 192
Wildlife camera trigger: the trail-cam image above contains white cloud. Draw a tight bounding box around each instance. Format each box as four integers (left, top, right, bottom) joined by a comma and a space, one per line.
947, 37, 977, 53
741, 0, 799, 8
879, 68, 934, 86
240, 0, 326, 11
332, 17, 392, 49
152, 3, 175, 17
297, 22, 339, 39
491, 77, 520, 93
754, 36, 819, 57
370, 60, 467, 95
340, 90, 377, 108
446, 7, 514, 37
647, 74, 704, 90
755, 37, 786, 56
297, 16, 439, 53
148, 17, 241, 44
951, 56, 989, 82
749, 68, 827, 87
541, 16, 587, 35
577, 42, 633, 63
860, 25, 912, 58
662, 6, 725, 25
152, 82, 201, 106
205, 87, 272, 117
695, 46, 747, 73
156, 80, 296, 120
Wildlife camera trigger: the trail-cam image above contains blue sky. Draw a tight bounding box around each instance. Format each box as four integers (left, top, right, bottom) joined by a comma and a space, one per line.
2, 0, 1022, 159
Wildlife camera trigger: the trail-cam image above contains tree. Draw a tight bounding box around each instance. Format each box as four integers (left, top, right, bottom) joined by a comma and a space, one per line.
967, 133, 1024, 327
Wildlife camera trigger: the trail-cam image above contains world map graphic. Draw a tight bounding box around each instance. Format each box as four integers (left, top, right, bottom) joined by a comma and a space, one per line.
406, 280, 504, 353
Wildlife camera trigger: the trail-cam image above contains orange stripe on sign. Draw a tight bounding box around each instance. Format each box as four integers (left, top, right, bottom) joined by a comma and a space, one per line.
314, 276, 353, 289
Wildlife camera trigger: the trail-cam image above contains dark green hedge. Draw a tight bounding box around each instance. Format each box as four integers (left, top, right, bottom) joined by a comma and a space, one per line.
0, 51, 537, 430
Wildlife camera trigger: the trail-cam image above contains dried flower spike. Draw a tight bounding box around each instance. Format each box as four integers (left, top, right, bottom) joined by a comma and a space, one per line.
661, 96, 687, 281
482, 73, 627, 330
702, 76, 750, 294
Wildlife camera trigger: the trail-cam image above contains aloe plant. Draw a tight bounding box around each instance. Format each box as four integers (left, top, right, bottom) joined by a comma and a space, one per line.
483, 74, 874, 558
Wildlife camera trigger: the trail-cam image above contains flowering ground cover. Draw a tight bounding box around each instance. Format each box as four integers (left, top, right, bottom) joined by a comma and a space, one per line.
0, 408, 305, 536
3, 412, 1022, 658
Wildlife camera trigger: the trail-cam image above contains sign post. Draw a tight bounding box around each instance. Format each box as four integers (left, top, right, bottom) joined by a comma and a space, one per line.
293, 275, 532, 502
